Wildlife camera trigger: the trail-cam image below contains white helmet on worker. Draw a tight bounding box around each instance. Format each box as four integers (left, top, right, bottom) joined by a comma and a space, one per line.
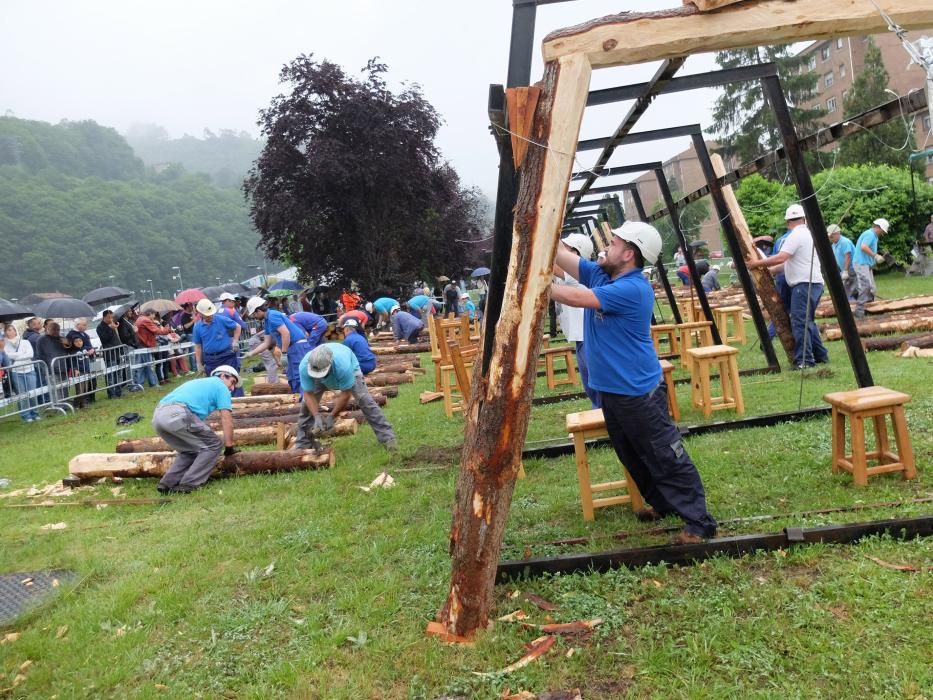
390, 305, 401, 314
561, 232, 594, 261
365, 302, 373, 314
784, 203, 805, 220
610, 221, 662, 265
246, 296, 268, 316
195, 299, 217, 316
218, 292, 236, 302
341, 318, 359, 329
826, 224, 842, 236
211, 364, 241, 387
306, 345, 333, 378
712, 265, 721, 272
873, 218, 890, 233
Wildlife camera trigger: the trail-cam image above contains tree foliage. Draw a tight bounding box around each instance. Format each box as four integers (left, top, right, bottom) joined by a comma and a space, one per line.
735, 165, 933, 265
711, 46, 823, 165
244, 55, 484, 293
837, 38, 916, 169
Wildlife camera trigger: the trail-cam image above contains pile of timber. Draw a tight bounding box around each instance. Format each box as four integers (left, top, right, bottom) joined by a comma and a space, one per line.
822, 309, 933, 341
864, 332, 933, 352
816, 294, 933, 319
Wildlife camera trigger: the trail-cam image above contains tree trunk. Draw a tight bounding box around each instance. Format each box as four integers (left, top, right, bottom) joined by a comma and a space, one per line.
212, 415, 299, 430
436, 55, 592, 639
371, 343, 430, 355
69, 449, 334, 479
824, 313, 933, 340
863, 332, 933, 352
116, 426, 281, 452
250, 383, 296, 396
364, 372, 414, 386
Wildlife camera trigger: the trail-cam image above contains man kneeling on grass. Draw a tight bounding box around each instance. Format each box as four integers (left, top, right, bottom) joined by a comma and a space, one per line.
294, 343, 397, 451
152, 365, 241, 494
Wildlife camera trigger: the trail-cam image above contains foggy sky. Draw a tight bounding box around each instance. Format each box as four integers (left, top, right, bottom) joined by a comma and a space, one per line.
1, 0, 721, 198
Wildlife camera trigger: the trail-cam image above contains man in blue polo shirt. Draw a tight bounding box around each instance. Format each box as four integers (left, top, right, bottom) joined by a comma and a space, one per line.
289, 311, 329, 348
390, 305, 425, 344
192, 299, 243, 397
406, 294, 436, 322
853, 217, 888, 318
152, 365, 240, 493
293, 342, 396, 450
341, 318, 376, 374
828, 224, 857, 299
368, 297, 399, 329
550, 221, 717, 543
243, 296, 311, 393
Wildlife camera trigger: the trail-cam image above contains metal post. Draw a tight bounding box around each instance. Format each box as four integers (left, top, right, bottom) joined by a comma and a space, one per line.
628, 186, 681, 324
762, 76, 873, 387
691, 135, 779, 368
655, 169, 722, 343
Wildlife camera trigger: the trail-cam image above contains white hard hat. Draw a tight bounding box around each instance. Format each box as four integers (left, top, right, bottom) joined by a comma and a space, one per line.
785, 203, 805, 220
712, 265, 721, 272
561, 232, 594, 261
460, 292, 469, 300
611, 221, 663, 265
211, 364, 241, 387
341, 318, 359, 328
873, 218, 890, 233
826, 224, 841, 236
390, 305, 401, 314
246, 296, 267, 316
364, 302, 373, 314
306, 345, 333, 378
218, 292, 236, 301
195, 299, 217, 316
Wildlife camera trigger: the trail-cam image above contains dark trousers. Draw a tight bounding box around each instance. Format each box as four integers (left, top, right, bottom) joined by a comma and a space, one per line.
203, 349, 244, 397
600, 383, 717, 537
789, 282, 829, 367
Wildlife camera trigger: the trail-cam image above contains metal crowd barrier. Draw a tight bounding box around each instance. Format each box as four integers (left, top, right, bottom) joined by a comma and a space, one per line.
0, 359, 66, 421
127, 342, 195, 388
47, 344, 137, 409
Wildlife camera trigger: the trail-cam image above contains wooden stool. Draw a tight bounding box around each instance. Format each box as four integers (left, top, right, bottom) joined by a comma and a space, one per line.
565, 409, 645, 521
541, 346, 578, 390
659, 359, 680, 422
713, 305, 746, 345
677, 321, 714, 371
687, 345, 744, 418
676, 298, 698, 323
823, 386, 917, 486
651, 323, 679, 358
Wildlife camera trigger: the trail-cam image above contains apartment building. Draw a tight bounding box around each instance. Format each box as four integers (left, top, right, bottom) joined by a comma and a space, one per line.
797, 32, 933, 178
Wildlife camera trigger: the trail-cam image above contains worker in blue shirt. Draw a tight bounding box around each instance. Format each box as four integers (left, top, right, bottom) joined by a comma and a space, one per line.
853, 218, 889, 318
192, 299, 243, 396
341, 318, 376, 374
217, 293, 249, 332
152, 365, 241, 493
406, 294, 436, 322
367, 297, 399, 329
293, 343, 397, 450
289, 311, 329, 348
460, 292, 478, 321
243, 296, 311, 393
828, 224, 857, 299
390, 305, 425, 344
550, 221, 717, 544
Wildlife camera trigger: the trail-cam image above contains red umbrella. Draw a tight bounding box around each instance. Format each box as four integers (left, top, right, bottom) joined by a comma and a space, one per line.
175, 288, 207, 305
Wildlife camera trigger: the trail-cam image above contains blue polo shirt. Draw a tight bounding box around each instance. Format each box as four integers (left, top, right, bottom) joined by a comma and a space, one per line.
160, 376, 232, 419
391, 311, 424, 341
407, 295, 432, 311
833, 236, 856, 271
853, 228, 878, 266
289, 312, 328, 337
578, 260, 660, 396
220, 306, 249, 331
343, 331, 376, 371
264, 309, 307, 350
373, 297, 398, 315
192, 313, 240, 354
299, 342, 359, 392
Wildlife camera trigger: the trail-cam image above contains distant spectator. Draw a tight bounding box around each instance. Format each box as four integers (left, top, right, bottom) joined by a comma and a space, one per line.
135, 309, 176, 387
36, 322, 70, 402
3, 324, 40, 421
443, 281, 460, 316
65, 317, 96, 407
96, 310, 124, 399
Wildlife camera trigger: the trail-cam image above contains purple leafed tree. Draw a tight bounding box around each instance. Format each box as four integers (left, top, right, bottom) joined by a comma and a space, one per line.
244, 55, 485, 292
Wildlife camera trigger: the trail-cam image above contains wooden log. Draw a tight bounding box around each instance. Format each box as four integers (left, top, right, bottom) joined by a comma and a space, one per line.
371, 343, 430, 355
69, 449, 334, 479
250, 383, 295, 396
711, 154, 794, 363
372, 362, 420, 375
229, 404, 303, 419
863, 332, 933, 352
233, 394, 294, 406
866, 295, 933, 315
824, 315, 933, 340
437, 53, 592, 639
209, 395, 385, 428
116, 426, 281, 453
542, 0, 933, 67
220, 414, 299, 430
364, 372, 414, 386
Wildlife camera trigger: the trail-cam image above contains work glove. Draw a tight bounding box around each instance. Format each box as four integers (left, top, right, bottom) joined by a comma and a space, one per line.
874, 254, 885, 265
311, 414, 325, 435
320, 414, 335, 432
223, 446, 240, 457
840, 270, 849, 281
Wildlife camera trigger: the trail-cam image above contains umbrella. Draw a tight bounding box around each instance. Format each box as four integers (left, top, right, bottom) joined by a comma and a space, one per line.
82, 286, 132, 305
752, 235, 774, 244
0, 298, 34, 323
688, 240, 708, 249
175, 288, 207, 305
436, 275, 450, 282
223, 282, 252, 296
141, 298, 181, 314
267, 280, 303, 292
470, 267, 491, 278
266, 288, 297, 298
33, 297, 95, 319
199, 285, 228, 301
109, 301, 140, 319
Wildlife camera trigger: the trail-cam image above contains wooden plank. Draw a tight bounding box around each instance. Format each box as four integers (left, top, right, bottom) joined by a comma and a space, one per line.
542, 0, 933, 68
686, 0, 750, 10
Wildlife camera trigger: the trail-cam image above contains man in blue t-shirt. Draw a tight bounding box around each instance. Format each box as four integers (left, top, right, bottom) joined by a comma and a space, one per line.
852, 218, 888, 318
828, 224, 857, 299
152, 365, 241, 493
289, 311, 329, 348
391, 306, 425, 344
550, 221, 717, 543
341, 318, 376, 375
192, 299, 243, 396
242, 296, 312, 393
293, 343, 396, 450
368, 297, 399, 329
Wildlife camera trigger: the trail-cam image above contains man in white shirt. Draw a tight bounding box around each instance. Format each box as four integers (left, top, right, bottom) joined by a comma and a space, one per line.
553, 233, 599, 406
747, 204, 829, 368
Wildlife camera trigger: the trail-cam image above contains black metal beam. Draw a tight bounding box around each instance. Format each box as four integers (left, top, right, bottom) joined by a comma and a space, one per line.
762, 76, 873, 388
496, 516, 933, 582
577, 124, 697, 153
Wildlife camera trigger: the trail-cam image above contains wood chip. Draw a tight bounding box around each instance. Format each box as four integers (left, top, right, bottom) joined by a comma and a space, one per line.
523, 619, 603, 635
866, 556, 920, 572
523, 592, 557, 611
472, 635, 556, 677
497, 609, 529, 623
19, 660, 32, 673
1, 632, 21, 645
56, 625, 69, 639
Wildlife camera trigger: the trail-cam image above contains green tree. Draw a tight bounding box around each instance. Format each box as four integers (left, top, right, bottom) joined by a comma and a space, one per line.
598, 194, 623, 227
711, 45, 824, 165
837, 38, 916, 169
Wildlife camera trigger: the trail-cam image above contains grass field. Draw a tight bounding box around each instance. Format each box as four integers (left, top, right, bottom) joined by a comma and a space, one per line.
1, 273, 930, 699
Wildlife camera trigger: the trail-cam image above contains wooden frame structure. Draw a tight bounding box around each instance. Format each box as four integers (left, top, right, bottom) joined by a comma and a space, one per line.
437, 0, 933, 639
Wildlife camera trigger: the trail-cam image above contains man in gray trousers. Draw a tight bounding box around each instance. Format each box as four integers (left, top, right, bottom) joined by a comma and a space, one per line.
152, 365, 241, 493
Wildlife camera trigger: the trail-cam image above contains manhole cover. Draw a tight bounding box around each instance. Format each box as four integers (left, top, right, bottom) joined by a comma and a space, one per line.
0, 570, 77, 624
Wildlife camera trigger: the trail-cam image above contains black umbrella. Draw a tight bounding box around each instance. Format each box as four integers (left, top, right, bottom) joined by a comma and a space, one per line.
82, 286, 133, 305
223, 282, 251, 296
688, 240, 708, 249
199, 285, 228, 301
0, 298, 35, 323
33, 297, 96, 319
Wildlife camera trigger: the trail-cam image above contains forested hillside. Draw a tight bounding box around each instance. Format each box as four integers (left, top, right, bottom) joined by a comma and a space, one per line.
0, 117, 265, 299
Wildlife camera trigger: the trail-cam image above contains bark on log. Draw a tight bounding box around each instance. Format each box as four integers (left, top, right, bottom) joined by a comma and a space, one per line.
437, 54, 592, 639
371, 362, 420, 375
248, 383, 398, 399
116, 426, 280, 453
209, 395, 386, 428
867, 295, 933, 315
215, 414, 299, 430
711, 154, 795, 363
371, 343, 430, 355
863, 332, 933, 352
233, 394, 294, 406
824, 315, 933, 340
229, 404, 304, 419
69, 449, 334, 479
250, 383, 296, 396
364, 372, 414, 386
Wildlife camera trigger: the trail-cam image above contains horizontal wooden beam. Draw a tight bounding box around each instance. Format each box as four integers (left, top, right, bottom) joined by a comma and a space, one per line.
543, 0, 933, 68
